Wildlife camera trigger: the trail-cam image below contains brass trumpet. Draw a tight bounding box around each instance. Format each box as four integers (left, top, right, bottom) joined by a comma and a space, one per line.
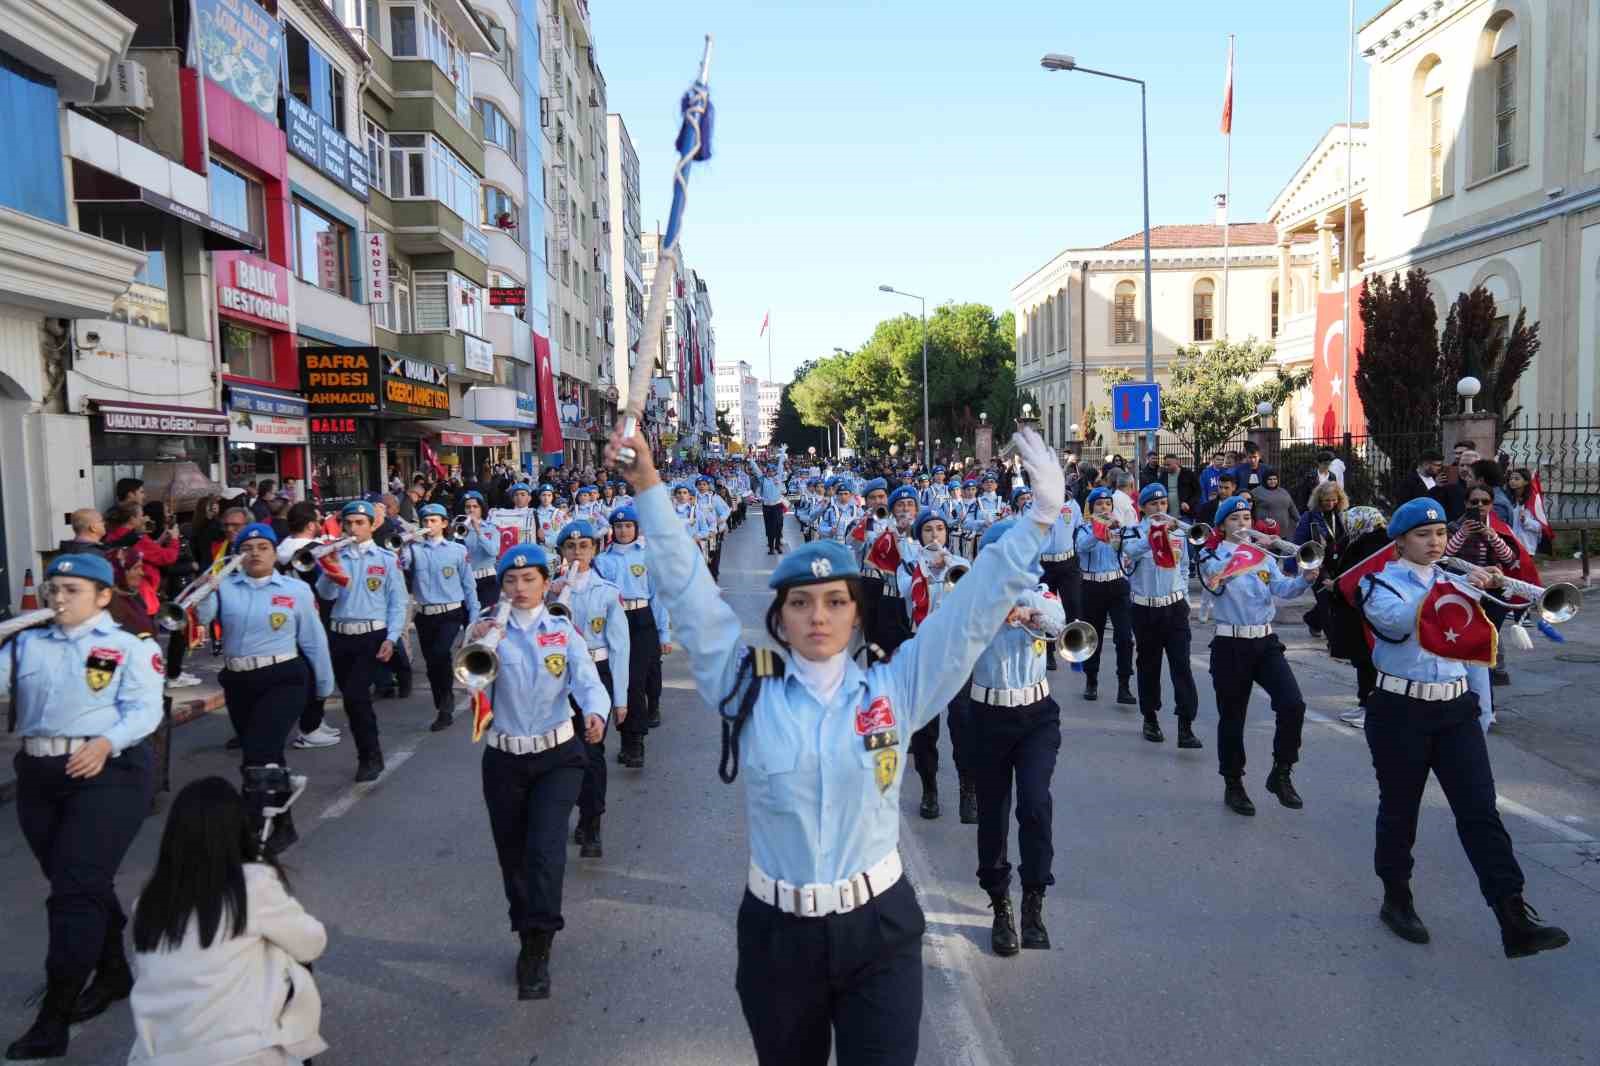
1437, 556, 1581, 625
1149, 516, 1213, 547
156, 555, 245, 631
291, 536, 356, 574
1240, 529, 1324, 570
1016, 618, 1098, 663
451, 515, 472, 539
452, 599, 513, 686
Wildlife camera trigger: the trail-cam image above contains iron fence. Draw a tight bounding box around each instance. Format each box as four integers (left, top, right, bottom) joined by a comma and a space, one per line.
1499, 416, 1600, 526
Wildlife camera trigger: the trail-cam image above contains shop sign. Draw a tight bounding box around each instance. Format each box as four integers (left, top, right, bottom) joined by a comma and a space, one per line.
489, 287, 525, 306
316, 231, 339, 291
463, 333, 493, 375
195, 0, 282, 120
228, 409, 308, 444
363, 231, 389, 305
381, 353, 450, 416
227, 385, 306, 419
516, 394, 537, 421
284, 96, 370, 202
309, 415, 373, 447
99, 403, 231, 435
301, 347, 380, 412
215, 252, 292, 329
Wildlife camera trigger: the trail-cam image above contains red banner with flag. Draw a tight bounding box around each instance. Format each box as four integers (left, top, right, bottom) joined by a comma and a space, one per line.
1211, 542, 1268, 586
533, 331, 563, 467
909, 564, 930, 626
1312, 283, 1368, 442
1417, 581, 1498, 666
420, 438, 446, 480
1149, 525, 1179, 569
865, 529, 901, 572
1336, 541, 1399, 650
470, 690, 493, 742
1220, 38, 1234, 134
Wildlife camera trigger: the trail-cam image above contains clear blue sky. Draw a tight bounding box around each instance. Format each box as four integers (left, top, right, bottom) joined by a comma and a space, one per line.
591, 0, 1389, 386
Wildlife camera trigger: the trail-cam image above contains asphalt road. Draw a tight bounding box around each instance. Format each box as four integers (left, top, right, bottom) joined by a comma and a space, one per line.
2, 514, 1597, 1065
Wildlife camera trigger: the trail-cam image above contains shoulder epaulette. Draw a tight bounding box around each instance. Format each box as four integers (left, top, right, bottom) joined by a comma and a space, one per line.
751, 645, 785, 678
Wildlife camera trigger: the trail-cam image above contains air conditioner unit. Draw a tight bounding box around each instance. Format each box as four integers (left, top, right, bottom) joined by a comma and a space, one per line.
93, 60, 153, 113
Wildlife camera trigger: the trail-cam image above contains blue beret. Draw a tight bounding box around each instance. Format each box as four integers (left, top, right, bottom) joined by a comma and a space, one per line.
497, 544, 551, 581
1138, 484, 1168, 506
1216, 496, 1253, 525
933, 465, 946, 473
461, 491, 486, 506
916, 473, 929, 482
862, 478, 888, 495
45, 552, 113, 586
418, 503, 448, 520
341, 501, 376, 520
580, 484, 598, 495
694, 473, 711, 485
768, 540, 860, 589
508, 483, 532, 496
888, 485, 919, 509
233, 522, 278, 549
1389, 497, 1447, 538
979, 518, 1016, 551
912, 508, 947, 542
555, 520, 598, 548
833, 479, 854, 493
609, 505, 638, 525
963, 478, 978, 488
537, 483, 554, 494
1010, 484, 1033, 504
1086, 488, 1114, 508
363, 491, 384, 503
981, 471, 999, 482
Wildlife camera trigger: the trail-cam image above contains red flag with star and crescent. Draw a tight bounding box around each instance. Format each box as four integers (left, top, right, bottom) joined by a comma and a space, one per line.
1417, 581, 1499, 667
1337, 542, 1400, 650
909, 564, 931, 626
1212, 542, 1268, 585
865, 529, 901, 572
470, 690, 494, 742
1149, 525, 1179, 569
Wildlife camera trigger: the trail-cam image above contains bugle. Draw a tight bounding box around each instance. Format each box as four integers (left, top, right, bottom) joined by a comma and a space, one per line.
1150, 516, 1213, 547
291, 536, 356, 574
452, 599, 513, 686
156, 555, 245, 631
1437, 556, 1581, 625
1240, 529, 1324, 570
451, 515, 472, 539
0, 607, 60, 644
1016, 618, 1098, 663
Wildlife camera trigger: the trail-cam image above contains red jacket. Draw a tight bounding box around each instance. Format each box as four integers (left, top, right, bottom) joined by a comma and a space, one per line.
106, 526, 180, 600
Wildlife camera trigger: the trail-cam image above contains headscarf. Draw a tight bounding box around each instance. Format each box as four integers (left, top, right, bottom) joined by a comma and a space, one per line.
1345, 506, 1386, 540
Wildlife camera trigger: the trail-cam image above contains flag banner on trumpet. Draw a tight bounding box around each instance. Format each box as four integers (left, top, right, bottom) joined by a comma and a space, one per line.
1337, 542, 1399, 651
470, 689, 493, 743
865, 530, 901, 572
1416, 582, 1498, 667
1213, 543, 1268, 585
909, 565, 930, 626
1150, 527, 1179, 569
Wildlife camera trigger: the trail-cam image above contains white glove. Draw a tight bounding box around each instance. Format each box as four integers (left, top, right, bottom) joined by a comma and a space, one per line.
1012, 428, 1064, 524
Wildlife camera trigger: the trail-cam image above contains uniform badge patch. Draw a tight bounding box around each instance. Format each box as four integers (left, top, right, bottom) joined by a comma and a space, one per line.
629, 563, 645, 577
874, 748, 898, 794
85, 647, 124, 692
1256, 569, 1271, 584
368, 564, 386, 576
443, 566, 455, 577
863, 729, 899, 750
269, 611, 289, 631
366, 577, 382, 592
590, 617, 605, 634
1032, 638, 1046, 656
854, 696, 896, 735
543, 652, 566, 677
151, 652, 164, 674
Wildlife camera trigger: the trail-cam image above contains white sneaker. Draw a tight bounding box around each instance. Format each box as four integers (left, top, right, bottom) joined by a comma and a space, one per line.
1339, 707, 1366, 729
293, 725, 341, 749
166, 672, 202, 689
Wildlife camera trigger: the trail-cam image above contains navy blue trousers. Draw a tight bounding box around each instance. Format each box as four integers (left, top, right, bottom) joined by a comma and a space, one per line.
574, 660, 614, 818
1132, 600, 1199, 721
331, 630, 388, 760
619, 606, 661, 741
1208, 634, 1305, 778
415, 607, 466, 712
482, 739, 586, 932
972, 695, 1060, 895
219, 658, 309, 767
1081, 578, 1133, 684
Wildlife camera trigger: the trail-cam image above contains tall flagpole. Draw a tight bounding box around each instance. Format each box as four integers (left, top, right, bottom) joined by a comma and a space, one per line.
1341, 0, 1355, 434
1221, 34, 1234, 341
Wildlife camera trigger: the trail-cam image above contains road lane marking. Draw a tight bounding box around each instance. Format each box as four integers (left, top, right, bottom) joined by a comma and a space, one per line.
318, 748, 417, 821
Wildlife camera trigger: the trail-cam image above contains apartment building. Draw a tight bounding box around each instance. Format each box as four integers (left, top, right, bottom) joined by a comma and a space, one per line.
758, 380, 782, 446
715, 359, 760, 445
606, 112, 641, 406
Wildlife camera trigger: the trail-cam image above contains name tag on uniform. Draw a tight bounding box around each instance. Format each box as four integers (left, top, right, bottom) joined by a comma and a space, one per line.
272, 595, 296, 608
537, 632, 567, 648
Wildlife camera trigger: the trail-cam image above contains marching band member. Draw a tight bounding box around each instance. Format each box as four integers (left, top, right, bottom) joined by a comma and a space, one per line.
753, 453, 789, 555
492, 483, 541, 548
914, 473, 933, 508
696, 473, 732, 580
671, 481, 713, 566
929, 466, 952, 505
2, 553, 162, 1060
1120, 485, 1202, 748
534, 484, 567, 549
551, 521, 630, 859
796, 478, 824, 542
594, 505, 672, 766
469, 546, 611, 1000
818, 479, 862, 542
1356, 498, 1569, 957
606, 421, 1063, 1066
1198, 496, 1314, 816
459, 490, 504, 608
611, 479, 634, 514
1073, 488, 1136, 704
315, 500, 408, 783
966, 518, 1066, 957
195, 523, 335, 855
862, 485, 918, 648
572, 484, 605, 525
405, 503, 480, 732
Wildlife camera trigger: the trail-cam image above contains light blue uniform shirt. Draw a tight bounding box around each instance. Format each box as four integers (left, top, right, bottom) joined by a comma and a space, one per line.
195, 571, 335, 697
697, 492, 731, 532
534, 506, 566, 548
753, 459, 787, 505
1041, 501, 1081, 556
1122, 519, 1190, 600
1074, 520, 1129, 576
487, 609, 612, 735
971, 585, 1066, 691
558, 571, 631, 698
314, 540, 408, 642
1360, 560, 1472, 684
965, 494, 1003, 533
929, 482, 951, 503
675, 500, 715, 540
0, 613, 163, 755
818, 501, 862, 542
594, 540, 671, 641
638, 481, 1049, 885
405, 535, 480, 619
463, 519, 502, 573
894, 547, 964, 627
1199, 541, 1310, 626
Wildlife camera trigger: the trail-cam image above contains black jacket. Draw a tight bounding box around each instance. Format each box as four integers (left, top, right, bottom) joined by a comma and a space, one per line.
54, 538, 109, 556
1395, 471, 1433, 507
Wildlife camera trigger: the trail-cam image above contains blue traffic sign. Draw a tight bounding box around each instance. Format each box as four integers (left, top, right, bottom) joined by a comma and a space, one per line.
1111, 382, 1162, 432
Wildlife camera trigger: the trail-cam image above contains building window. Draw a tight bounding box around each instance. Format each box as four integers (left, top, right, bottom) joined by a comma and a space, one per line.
482, 185, 520, 235
364, 117, 388, 195
1493, 46, 1517, 173
375, 278, 412, 333
209, 159, 266, 248
479, 98, 516, 156
222, 322, 274, 380
1113, 280, 1137, 344
285, 23, 347, 133
387, 133, 479, 223
292, 198, 350, 296
1193, 279, 1215, 342
1270, 282, 1280, 336
411, 270, 483, 335
81, 209, 173, 332
1428, 89, 1445, 199
388, 5, 417, 55
387, 1, 472, 120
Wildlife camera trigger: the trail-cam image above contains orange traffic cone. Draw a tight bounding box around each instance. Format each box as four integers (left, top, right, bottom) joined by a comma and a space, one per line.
19, 569, 38, 611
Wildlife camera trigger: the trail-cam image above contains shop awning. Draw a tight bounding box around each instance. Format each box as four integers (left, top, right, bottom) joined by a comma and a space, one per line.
95, 400, 230, 436
400, 417, 511, 447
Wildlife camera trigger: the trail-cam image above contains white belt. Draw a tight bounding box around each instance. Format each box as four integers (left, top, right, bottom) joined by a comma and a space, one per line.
748, 851, 903, 918
969, 679, 1050, 707
487, 720, 576, 755
473, 566, 497, 579
419, 601, 462, 615
590, 647, 608, 662
1214, 623, 1272, 638
1084, 570, 1124, 583
331, 619, 385, 635
1133, 591, 1187, 607
621, 599, 650, 610
225, 653, 297, 672
1041, 551, 1075, 562
1378, 673, 1469, 702
22, 736, 90, 757
880, 583, 901, 599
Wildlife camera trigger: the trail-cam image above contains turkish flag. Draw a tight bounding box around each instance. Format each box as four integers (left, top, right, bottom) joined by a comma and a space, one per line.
497, 525, 521, 556
909, 564, 930, 626
865, 529, 901, 572
1091, 519, 1113, 543
1212, 543, 1268, 586
1337, 541, 1399, 650
1417, 580, 1498, 667
1311, 284, 1368, 442
470, 689, 493, 742
1149, 526, 1179, 569
533, 332, 564, 468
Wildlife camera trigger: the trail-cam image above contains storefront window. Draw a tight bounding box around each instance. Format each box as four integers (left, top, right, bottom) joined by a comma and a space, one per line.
227, 440, 278, 487
209, 160, 267, 249
292, 198, 351, 296
314, 448, 367, 503
221, 322, 274, 380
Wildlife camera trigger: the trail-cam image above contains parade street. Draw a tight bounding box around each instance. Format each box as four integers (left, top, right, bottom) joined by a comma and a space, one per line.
2, 514, 1596, 1066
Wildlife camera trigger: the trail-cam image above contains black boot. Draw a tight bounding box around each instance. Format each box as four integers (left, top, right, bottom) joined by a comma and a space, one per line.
620, 739, 644, 769
1176, 720, 1204, 749
1141, 715, 1164, 743
573, 819, 588, 846
516, 930, 553, 1000
1020, 889, 1050, 949
989, 893, 1020, 957
958, 774, 978, 824
429, 707, 455, 732
1265, 761, 1303, 810
579, 815, 603, 859
1116, 680, 1137, 706
70, 927, 133, 1024
1083, 679, 1099, 701
1379, 884, 1430, 945
1494, 894, 1570, 959
919, 775, 940, 820
1223, 776, 1255, 816
263, 808, 299, 857
7, 973, 81, 1060
647, 707, 662, 729
354, 755, 385, 783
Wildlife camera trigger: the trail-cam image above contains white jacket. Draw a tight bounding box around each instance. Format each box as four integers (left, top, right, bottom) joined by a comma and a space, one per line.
128, 864, 328, 1066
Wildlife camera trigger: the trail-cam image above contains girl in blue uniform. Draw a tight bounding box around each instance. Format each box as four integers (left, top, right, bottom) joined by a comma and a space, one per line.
607, 423, 1063, 1066
459, 490, 504, 608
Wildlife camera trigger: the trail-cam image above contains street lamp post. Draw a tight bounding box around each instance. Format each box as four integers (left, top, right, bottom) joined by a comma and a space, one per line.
1042, 53, 1155, 462
879, 284, 930, 468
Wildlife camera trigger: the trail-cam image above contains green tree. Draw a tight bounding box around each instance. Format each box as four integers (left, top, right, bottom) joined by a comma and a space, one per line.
1439, 286, 1541, 427
714, 405, 734, 439
769, 359, 822, 454
1355, 269, 1447, 495
1161, 340, 1308, 467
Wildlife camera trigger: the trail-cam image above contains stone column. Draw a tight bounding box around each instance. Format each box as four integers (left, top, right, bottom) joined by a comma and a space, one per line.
1317, 222, 1335, 294
1441, 411, 1500, 460
1276, 241, 1292, 330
